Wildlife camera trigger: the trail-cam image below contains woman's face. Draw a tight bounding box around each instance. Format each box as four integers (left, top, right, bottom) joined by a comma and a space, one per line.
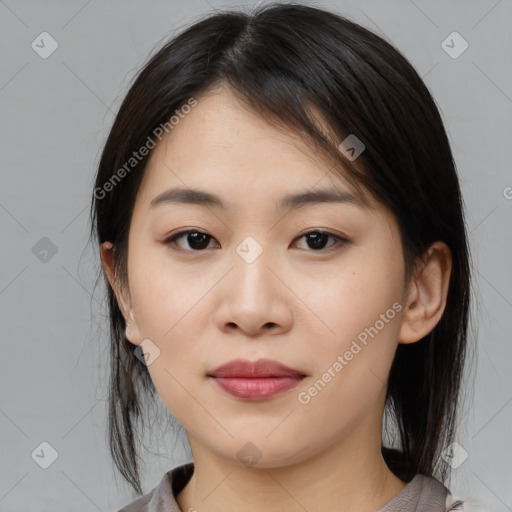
107, 85, 411, 468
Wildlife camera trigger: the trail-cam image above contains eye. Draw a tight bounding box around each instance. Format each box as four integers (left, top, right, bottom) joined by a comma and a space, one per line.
163, 230, 219, 251
163, 229, 351, 253
293, 230, 350, 252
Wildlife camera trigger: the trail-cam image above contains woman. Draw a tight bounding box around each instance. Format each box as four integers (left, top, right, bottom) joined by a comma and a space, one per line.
89, 3, 473, 510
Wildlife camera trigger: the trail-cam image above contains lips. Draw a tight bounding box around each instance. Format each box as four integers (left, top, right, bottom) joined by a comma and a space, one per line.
207, 358, 307, 378
207, 358, 307, 401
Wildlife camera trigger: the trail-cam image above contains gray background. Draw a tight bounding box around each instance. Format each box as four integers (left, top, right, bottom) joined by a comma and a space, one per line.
1, 0, 511, 510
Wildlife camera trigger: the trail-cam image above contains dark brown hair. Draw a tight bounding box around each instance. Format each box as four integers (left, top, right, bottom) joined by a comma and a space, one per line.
89, 2, 472, 495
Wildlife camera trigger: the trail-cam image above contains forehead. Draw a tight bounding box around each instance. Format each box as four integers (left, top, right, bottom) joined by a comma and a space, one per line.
137, 86, 375, 211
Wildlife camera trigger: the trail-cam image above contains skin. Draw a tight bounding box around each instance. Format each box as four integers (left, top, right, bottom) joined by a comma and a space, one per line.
100, 84, 452, 512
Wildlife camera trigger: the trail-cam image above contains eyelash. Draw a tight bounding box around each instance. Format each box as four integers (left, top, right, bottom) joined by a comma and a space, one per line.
163, 229, 351, 254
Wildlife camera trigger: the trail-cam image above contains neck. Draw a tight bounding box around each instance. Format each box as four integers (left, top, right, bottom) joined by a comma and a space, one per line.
176, 416, 406, 512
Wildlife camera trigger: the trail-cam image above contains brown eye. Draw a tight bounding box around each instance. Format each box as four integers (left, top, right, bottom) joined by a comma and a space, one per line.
163, 229, 351, 254
294, 230, 350, 251
164, 230, 219, 251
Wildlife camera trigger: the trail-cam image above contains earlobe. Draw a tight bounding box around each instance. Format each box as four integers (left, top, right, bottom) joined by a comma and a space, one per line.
398, 241, 452, 344
99, 241, 143, 346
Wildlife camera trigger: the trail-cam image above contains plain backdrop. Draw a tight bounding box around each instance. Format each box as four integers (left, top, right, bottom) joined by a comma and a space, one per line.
1, 0, 511, 511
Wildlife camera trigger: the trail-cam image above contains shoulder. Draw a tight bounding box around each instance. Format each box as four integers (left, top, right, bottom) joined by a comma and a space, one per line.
446, 494, 493, 512
412, 474, 490, 512
116, 477, 162, 512
116, 462, 194, 512
116, 487, 154, 512
389, 473, 470, 512
446, 496, 465, 511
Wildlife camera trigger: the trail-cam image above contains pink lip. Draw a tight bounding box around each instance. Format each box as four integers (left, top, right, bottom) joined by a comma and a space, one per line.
207, 358, 307, 401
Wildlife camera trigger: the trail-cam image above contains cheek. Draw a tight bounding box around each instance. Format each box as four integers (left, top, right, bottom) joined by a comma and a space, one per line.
129, 265, 211, 426
306, 262, 401, 338
298, 248, 404, 381
125, 258, 212, 417
128, 242, 212, 337
293, 269, 402, 437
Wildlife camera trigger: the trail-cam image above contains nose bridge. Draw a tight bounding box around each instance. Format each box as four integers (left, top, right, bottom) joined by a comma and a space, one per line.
236, 234, 267, 266
232, 234, 277, 299
213, 232, 292, 335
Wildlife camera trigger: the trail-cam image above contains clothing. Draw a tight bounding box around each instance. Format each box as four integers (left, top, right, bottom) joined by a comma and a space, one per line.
117, 462, 465, 512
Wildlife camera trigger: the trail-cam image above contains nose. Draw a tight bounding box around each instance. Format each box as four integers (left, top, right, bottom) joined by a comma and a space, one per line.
213, 242, 294, 338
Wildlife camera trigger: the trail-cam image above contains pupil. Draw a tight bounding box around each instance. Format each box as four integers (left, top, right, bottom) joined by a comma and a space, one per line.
308, 233, 327, 250
189, 232, 209, 250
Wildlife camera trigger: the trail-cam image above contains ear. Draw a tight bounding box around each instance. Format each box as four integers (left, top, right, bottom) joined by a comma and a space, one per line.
398, 241, 452, 344
100, 241, 143, 346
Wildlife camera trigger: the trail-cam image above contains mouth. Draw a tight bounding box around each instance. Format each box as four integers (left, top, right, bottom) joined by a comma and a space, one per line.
207, 358, 307, 401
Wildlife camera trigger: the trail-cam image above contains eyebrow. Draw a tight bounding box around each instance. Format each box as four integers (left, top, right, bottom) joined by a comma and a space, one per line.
149, 186, 366, 212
